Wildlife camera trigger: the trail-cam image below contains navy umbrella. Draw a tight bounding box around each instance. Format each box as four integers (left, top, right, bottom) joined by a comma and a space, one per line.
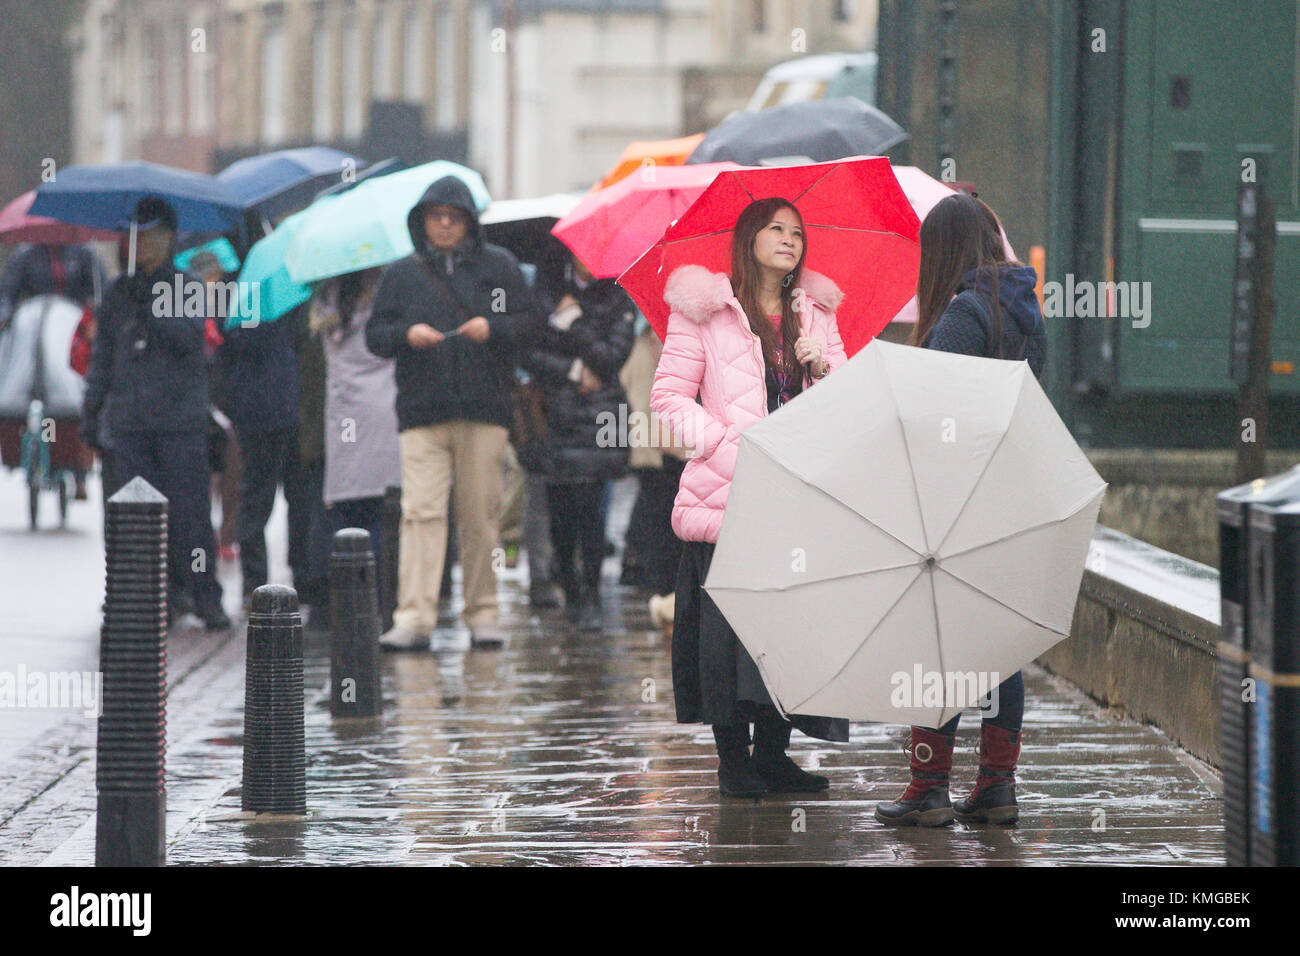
217, 146, 364, 226
29, 161, 244, 233
686, 97, 909, 166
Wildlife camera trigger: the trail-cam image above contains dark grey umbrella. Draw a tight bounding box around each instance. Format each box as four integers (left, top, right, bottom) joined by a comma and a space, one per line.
686, 97, 908, 166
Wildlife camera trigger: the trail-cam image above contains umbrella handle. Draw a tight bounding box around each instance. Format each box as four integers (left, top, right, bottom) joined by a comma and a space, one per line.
126, 220, 138, 278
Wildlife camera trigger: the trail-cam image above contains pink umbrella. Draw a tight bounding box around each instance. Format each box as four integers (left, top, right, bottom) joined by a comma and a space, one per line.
0, 191, 116, 246
551, 162, 744, 279
887, 167, 1018, 324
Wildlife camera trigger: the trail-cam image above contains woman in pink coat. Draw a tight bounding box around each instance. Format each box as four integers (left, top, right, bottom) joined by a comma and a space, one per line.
650, 197, 850, 799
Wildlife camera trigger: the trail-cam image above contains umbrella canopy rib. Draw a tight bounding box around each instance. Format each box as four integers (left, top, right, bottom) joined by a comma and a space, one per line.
939, 490, 1107, 564
745, 434, 922, 556
709, 558, 929, 594
785, 567, 927, 714
875, 355, 933, 555
929, 378, 1026, 557
937, 566, 1069, 636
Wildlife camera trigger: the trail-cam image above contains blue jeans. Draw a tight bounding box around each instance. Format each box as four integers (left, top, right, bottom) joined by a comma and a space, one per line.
933, 670, 1024, 735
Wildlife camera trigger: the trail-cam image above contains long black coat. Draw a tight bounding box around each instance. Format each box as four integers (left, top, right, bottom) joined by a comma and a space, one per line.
521, 278, 635, 482
83, 263, 209, 443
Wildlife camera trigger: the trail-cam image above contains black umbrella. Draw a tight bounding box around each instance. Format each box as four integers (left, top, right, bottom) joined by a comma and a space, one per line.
686, 97, 908, 166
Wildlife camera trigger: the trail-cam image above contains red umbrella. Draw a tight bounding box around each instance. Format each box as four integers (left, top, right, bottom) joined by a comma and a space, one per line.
0, 191, 116, 245
618, 156, 921, 356
551, 162, 743, 279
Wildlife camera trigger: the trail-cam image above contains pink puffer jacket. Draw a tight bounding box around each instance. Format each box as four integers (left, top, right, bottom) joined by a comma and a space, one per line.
650, 264, 847, 543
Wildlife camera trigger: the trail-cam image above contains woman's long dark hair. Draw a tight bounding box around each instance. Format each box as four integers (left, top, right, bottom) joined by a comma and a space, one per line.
910, 193, 1011, 353
730, 197, 805, 383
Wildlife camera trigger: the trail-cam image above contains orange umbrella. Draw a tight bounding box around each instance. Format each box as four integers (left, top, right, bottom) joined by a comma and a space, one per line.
597, 134, 705, 190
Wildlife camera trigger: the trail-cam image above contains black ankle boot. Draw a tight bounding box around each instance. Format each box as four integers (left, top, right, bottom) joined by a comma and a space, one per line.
752, 710, 829, 793
713, 722, 766, 798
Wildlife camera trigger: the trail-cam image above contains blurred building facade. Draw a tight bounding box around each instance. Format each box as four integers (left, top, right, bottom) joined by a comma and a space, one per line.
66, 0, 876, 194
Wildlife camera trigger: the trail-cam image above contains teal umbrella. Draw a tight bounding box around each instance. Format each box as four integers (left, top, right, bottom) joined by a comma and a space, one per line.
283, 160, 490, 285
224, 204, 320, 329
175, 237, 241, 274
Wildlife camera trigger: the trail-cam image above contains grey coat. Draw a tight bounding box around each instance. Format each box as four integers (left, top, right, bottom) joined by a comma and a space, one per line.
316, 282, 402, 504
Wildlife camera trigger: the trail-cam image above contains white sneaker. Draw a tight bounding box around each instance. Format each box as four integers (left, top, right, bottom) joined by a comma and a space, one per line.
378, 624, 428, 651
468, 622, 508, 649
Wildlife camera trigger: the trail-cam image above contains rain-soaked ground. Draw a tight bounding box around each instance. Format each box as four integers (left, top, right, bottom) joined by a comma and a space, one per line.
0, 476, 1224, 866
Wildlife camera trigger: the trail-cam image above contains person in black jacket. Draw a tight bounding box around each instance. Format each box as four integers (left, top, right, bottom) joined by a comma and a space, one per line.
0, 242, 106, 332
82, 198, 229, 630
365, 175, 537, 650
876, 192, 1046, 828
522, 254, 635, 631
218, 300, 315, 609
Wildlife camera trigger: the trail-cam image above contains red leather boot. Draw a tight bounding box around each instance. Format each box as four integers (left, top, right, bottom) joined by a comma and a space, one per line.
874, 726, 955, 827
954, 723, 1020, 824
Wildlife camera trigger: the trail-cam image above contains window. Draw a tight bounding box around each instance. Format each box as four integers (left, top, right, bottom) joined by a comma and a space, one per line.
261, 14, 286, 144
403, 4, 423, 103
139, 33, 159, 134
342, 11, 363, 138
189, 16, 215, 134
164, 21, 184, 136
372, 1, 392, 99
435, 4, 456, 129
313, 17, 334, 140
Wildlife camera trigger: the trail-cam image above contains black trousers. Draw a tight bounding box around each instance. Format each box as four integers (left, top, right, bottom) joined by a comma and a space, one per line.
545, 480, 605, 605
234, 425, 314, 597
111, 429, 223, 615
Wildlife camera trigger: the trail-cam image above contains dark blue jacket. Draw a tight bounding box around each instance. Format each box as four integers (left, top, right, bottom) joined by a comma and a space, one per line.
83, 263, 209, 440
925, 265, 1047, 380
217, 302, 301, 433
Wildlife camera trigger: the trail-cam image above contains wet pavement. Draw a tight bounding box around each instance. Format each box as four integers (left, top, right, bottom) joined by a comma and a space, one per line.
0, 474, 1224, 866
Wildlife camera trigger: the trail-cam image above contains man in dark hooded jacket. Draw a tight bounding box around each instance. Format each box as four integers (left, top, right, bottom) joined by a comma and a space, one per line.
82, 197, 230, 630
366, 175, 537, 649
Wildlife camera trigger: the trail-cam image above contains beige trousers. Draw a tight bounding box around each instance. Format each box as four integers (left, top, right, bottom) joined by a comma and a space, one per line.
395, 420, 509, 633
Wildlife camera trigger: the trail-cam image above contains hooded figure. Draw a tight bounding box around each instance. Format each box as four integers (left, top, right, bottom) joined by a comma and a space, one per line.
923, 264, 1047, 379
365, 174, 540, 650
366, 175, 536, 431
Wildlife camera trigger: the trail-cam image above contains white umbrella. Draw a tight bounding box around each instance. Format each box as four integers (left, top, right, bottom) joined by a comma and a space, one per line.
702, 339, 1106, 727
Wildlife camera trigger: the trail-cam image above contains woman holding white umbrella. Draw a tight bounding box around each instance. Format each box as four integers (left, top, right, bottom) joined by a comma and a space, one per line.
650, 197, 850, 798
875, 193, 1048, 827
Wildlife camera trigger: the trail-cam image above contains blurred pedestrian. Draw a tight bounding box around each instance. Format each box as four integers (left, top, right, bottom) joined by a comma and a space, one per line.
295, 301, 333, 622
312, 267, 399, 598
187, 248, 241, 563
81, 198, 229, 630
366, 175, 537, 649
618, 311, 688, 605
218, 291, 313, 608
650, 197, 848, 798
2, 240, 107, 499
875, 192, 1047, 828
0, 241, 105, 332
521, 253, 635, 632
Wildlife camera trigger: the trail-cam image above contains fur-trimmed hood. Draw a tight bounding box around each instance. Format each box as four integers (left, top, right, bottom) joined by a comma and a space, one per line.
663, 264, 844, 324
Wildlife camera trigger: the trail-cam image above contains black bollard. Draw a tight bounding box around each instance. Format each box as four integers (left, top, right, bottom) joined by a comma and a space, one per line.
379, 485, 401, 631
96, 477, 168, 867
242, 584, 306, 814
329, 529, 383, 718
